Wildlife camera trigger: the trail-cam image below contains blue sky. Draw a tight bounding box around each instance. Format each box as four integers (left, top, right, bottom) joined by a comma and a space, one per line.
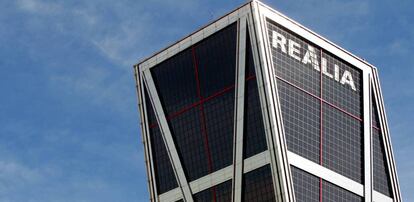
0, 0, 412, 201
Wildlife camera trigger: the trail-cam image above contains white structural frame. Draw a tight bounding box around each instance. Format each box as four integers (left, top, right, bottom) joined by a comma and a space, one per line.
232, 16, 247, 202
371, 68, 402, 202
134, 1, 401, 201
254, 1, 400, 201
143, 71, 194, 202
250, 2, 295, 201
134, 68, 158, 201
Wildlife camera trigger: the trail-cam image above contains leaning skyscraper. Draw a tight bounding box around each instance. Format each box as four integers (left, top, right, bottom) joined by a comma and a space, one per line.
133, 1, 401, 201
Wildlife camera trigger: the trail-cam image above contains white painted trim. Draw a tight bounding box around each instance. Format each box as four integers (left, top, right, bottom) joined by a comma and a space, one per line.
252, 1, 296, 201
143, 70, 193, 202
363, 72, 372, 201
288, 151, 364, 197
159, 151, 271, 202
232, 16, 247, 202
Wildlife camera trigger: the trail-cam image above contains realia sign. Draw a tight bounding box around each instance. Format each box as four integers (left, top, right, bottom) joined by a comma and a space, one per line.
271, 31, 356, 91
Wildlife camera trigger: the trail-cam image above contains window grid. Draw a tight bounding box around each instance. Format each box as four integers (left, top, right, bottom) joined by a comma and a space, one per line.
322, 52, 362, 117
144, 89, 178, 194
149, 23, 239, 187
372, 95, 380, 129
195, 24, 237, 98
291, 166, 319, 202
267, 20, 365, 200
243, 79, 268, 159
148, 126, 179, 194
373, 128, 393, 197
148, 77, 255, 128
292, 166, 364, 202
151, 48, 199, 115
372, 98, 393, 197
193, 45, 215, 177
242, 165, 276, 201
323, 103, 364, 183
277, 79, 321, 164
322, 180, 363, 202
243, 31, 268, 159
204, 90, 235, 172
193, 180, 232, 202
169, 108, 209, 181
267, 20, 321, 96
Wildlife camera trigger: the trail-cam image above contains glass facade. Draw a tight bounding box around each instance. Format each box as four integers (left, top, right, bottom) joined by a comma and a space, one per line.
267, 19, 367, 200
291, 166, 363, 202
151, 23, 237, 182
372, 94, 393, 197
243, 32, 268, 159
144, 88, 178, 194
242, 165, 276, 201
322, 180, 363, 202
142, 21, 277, 200
194, 180, 232, 202
291, 166, 319, 202
136, 2, 399, 201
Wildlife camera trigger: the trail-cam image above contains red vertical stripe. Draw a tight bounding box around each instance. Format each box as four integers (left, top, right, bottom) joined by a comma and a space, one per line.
192, 46, 216, 201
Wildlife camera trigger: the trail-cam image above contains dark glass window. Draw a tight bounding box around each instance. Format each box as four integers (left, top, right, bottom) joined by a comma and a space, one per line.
242, 165, 276, 201
204, 90, 235, 172
322, 180, 363, 202
291, 166, 319, 202
372, 98, 393, 197
267, 20, 321, 96
144, 90, 178, 194
278, 80, 320, 164
149, 23, 237, 182
243, 79, 268, 158
169, 108, 209, 181
243, 31, 268, 159
291, 166, 363, 202
373, 129, 393, 197
245, 29, 256, 78
194, 23, 237, 98
151, 48, 198, 115
144, 88, 157, 126
323, 103, 363, 183
322, 51, 362, 117
372, 95, 380, 129
193, 180, 232, 202
149, 125, 179, 194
